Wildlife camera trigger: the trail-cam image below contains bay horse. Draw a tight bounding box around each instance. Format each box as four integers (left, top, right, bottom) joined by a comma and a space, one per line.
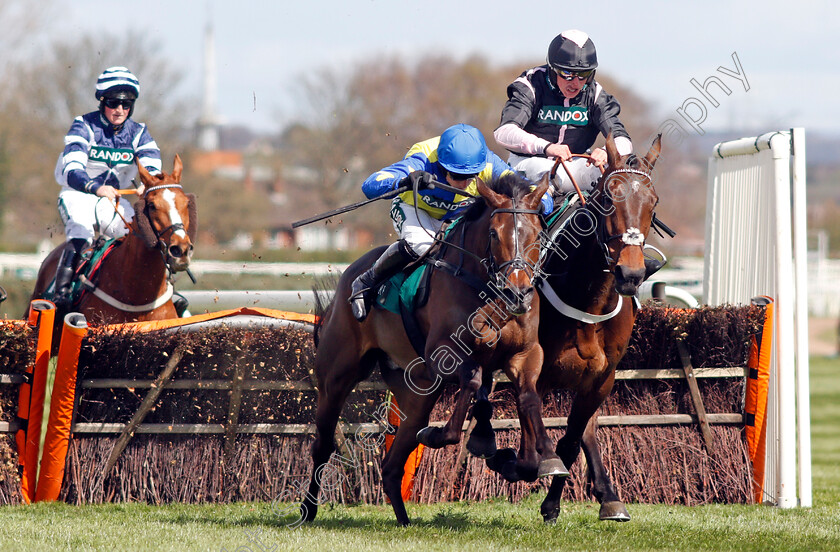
486, 134, 662, 522
29, 154, 196, 348
302, 173, 562, 526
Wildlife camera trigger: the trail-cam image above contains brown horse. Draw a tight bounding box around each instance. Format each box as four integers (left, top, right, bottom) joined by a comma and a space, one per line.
30, 155, 196, 346
301, 172, 561, 526
486, 134, 662, 522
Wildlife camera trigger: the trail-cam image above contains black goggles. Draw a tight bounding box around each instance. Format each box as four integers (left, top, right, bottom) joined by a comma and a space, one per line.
448, 171, 478, 182
103, 98, 135, 109
557, 69, 594, 81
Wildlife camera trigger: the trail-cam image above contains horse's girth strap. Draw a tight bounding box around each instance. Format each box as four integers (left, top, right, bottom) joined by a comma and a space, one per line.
537, 279, 623, 324
78, 274, 174, 313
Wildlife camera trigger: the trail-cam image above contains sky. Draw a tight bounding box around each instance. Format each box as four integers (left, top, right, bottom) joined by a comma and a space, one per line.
50, 0, 839, 140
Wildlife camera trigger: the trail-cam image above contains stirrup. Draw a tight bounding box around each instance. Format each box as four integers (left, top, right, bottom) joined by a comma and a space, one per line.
643, 244, 667, 280
349, 286, 373, 322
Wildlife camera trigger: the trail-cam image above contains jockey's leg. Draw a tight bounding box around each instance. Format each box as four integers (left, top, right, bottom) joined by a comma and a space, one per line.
508, 154, 601, 198
349, 240, 417, 322
55, 190, 97, 310
96, 196, 135, 239
348, 199, 439, 322
52, 238, 88, 310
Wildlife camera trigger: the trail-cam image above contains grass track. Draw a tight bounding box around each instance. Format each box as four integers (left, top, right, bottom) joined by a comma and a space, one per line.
1, 356, 838, 552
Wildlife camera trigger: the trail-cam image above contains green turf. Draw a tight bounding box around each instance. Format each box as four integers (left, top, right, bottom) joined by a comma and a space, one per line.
1, 356, 837, 551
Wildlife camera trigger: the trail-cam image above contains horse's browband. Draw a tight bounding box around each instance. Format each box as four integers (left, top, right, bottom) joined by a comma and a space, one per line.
145, 184, 183, 193
608, 169, 650, 179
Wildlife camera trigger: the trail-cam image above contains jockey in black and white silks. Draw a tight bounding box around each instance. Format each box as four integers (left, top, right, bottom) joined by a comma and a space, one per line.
495, 30, 633, 197
51, 66, 162, 309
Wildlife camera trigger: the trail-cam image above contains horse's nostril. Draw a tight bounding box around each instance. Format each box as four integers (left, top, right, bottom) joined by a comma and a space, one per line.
169, 245, 183, 258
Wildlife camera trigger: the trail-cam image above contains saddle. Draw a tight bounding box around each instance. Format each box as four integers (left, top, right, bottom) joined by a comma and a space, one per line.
371, 218, 469, 358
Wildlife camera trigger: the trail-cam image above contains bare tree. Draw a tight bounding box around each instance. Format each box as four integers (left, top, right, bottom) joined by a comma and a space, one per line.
280, 54, 661, 242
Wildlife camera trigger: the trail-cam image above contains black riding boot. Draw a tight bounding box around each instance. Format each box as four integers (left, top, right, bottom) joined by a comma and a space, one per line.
52, 239, 87, 310
349, 241, 416, 322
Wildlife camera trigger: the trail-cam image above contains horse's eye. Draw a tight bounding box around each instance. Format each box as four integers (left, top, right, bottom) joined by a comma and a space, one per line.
489, 229, 499, 240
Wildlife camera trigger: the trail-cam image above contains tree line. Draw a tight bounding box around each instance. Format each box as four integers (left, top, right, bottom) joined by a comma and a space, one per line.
0, 1, 708, 255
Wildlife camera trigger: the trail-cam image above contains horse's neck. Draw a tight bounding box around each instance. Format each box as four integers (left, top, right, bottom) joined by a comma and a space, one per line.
98, 235, 169, 300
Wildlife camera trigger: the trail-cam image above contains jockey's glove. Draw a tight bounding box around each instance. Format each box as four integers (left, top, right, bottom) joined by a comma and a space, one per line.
401, 170, 434, 191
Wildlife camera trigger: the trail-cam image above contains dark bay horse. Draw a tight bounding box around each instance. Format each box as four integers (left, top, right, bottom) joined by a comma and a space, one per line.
302, 173, 562, 526
30, 155, 196, 347
487, 134, 663, 522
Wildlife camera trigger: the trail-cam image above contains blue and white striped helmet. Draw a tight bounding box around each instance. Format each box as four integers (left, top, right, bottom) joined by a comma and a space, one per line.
95, 66, 140, 100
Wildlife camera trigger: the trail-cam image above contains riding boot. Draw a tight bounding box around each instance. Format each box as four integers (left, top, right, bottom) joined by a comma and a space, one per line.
349, 241, 416, 322
52, 239, 87, 310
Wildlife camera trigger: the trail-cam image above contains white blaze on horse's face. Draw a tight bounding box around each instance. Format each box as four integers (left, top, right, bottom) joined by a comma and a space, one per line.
162, 190, 187, 239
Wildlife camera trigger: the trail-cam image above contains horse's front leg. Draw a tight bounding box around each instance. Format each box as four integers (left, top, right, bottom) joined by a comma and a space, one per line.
541, 371, 628, 523
416, 359, 481, 450
465, 382, 497, 459
492, 345, 567, 482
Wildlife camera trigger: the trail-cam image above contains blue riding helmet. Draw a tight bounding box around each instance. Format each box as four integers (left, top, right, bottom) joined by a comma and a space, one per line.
437, 124, 488, 175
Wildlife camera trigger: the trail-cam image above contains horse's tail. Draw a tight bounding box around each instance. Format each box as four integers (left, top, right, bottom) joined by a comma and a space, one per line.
312, 273, 341, 347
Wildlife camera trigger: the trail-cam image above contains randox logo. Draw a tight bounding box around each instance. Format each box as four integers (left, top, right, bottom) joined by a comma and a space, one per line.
89, 146, 134, 166
422, 196, 473, 211
537, 106, 589, 126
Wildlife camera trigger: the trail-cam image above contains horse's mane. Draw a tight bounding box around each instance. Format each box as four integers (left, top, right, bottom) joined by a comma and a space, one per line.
461, 172, 534, 221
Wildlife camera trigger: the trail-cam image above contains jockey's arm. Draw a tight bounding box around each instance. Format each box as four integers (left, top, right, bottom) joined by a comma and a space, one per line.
361, 155, 427, 199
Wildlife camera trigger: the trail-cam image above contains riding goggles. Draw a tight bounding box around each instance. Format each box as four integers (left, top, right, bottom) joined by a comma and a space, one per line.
557, 69, 594, 82
103, 98, 135, 110
448, 171, 478, 182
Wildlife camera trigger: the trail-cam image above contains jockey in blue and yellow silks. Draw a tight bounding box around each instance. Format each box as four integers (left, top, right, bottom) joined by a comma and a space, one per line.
349, 123, 553, 322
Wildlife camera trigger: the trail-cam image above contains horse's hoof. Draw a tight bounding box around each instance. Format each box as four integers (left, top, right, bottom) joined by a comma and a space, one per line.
416, 426, 445, 448
466, 432, 497, 459
599, 501, 630, 522
537, 457, 569, 478
485, 448, 520, 482
541, 507, 560, 524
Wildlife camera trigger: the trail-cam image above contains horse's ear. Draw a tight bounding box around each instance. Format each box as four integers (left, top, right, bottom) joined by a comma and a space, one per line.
604, 132, 621, 167
642, 134, 662, 171
172, 154, 183, 183
476, 176, 505, 208
135, 157, 154, 187
525, 173, 550, 210
186, 193, 198, 243
133, 199, 159, 248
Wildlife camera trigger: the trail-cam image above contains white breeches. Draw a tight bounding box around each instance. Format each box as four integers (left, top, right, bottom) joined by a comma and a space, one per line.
390, 199, 444, 257
58, 187, 135, 242
508, 153, 603, 194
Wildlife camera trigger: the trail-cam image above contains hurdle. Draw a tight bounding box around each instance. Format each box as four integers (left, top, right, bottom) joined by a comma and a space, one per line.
704, 128, 811, 508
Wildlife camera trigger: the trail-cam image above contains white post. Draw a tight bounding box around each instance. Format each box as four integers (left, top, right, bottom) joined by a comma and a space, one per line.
769, 133, 797, 508
791, 127, 812, 507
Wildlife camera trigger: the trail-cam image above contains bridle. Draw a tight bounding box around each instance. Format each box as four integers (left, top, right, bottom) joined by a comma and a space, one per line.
592, 167, 657, 268
141, 183, 189, 271
483, 198, 543, 291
